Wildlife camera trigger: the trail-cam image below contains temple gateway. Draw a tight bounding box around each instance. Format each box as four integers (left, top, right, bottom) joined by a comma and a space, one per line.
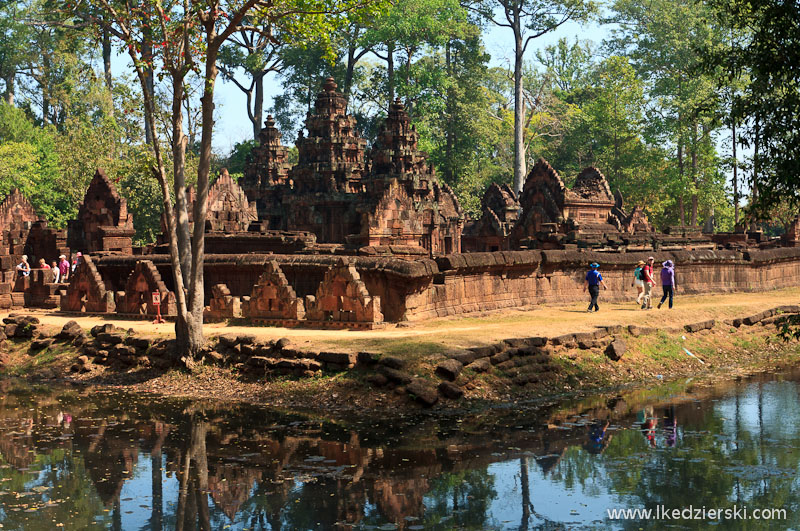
3, 78, 800, 325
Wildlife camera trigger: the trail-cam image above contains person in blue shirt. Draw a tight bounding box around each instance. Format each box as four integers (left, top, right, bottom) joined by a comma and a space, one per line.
583, 262, 608, 312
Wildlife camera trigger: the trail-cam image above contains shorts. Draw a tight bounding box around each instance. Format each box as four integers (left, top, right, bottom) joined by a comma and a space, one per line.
634, 279, 644, 288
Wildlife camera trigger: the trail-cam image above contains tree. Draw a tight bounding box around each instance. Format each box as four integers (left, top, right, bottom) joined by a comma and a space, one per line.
472, 0, 595, 193
703, 0, 800, 217
71, 0, 381, 359
607, 0, 728, 227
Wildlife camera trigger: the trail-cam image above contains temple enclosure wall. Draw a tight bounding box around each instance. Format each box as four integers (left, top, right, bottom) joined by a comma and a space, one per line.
80, 247, 800, 323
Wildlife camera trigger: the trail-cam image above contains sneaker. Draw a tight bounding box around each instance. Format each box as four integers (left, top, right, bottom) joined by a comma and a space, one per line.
587, 308, 593, 313
657, 302, 662, 309
641, 304, 646, 310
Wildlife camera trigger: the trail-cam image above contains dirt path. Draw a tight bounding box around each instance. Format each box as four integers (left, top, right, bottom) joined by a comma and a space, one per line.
5, 287, 799, 354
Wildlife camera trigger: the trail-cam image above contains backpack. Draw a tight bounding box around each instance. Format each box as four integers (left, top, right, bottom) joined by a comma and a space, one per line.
634, 267, 643, 280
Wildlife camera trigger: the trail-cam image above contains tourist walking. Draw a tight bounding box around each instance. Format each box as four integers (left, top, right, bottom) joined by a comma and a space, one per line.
632, 260, 645, 305
52, 261, 60, 283
641, 256, 655, 309
38, 258, 50, 269
15, 255, 30, 278
58, 255, 70, 282
657, 259, 677, 309
583, 262, 608, 312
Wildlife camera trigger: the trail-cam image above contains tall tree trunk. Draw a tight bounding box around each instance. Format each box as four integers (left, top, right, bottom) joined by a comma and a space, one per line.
677, 136, 685, 226
512, 18, 526, 193
444, 41, 454, 183
751, 118, 761, 230
732, 118, 739, 226
142, 32, 155, 144
251, 72, 264, 140
103, 28, 113, 92
172, 76, 192, 293
3, 74, 13, 105
345, 44, 357, 98
386, 42, 395, 106
690, 120, 698, 227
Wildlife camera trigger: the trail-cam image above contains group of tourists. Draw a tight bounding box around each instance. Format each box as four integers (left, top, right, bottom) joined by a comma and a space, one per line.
15, 253, 82, 283
584, 257, 677, 312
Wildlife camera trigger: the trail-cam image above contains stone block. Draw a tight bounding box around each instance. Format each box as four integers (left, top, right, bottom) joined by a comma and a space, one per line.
319, 351, 357, 366
436, 359, 463, 381
605, 340, 626, 361
406, 379, 439, 407
628, 325, 656, 337
447, 349, 481, 365
466, 359, 491, 373
490, 351, 511, 365
684, 320, 715, 333
438, 381, 464, 399
379, 367, 412, 385
379, 356, 407, 369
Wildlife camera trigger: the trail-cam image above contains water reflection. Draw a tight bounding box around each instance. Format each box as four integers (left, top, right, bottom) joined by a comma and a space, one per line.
0, 368, 799, 530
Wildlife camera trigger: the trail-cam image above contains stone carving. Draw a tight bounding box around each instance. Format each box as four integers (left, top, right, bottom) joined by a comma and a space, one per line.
117, 260, 176, 316
244, 260, 305, 320
60, 256, 115, 313
202, 169, 258, 232
306, 259, 382, 323
68, 169, 135, 254
290, 77, 368, 195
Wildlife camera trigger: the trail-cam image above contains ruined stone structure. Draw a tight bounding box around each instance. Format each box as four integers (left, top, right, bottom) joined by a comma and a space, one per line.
68, 169, 135, 254
463, 183, 520, 252
305, 259, 382, 326
206, 283, 242, 321
244, 260, 305, 321
0, 189, 68, 271
239, 79, 463, 256
197, 169, 258, 233
117, 260, 176, 316
60, 255, 115, 313
509, 159, 711, 251
241, 114, 292, 218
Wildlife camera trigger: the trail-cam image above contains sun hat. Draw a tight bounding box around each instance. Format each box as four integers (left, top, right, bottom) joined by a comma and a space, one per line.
59, 254, 66, 259
590, 262, 600, 269
648, 256, 654, 261
637, 260, 645, 265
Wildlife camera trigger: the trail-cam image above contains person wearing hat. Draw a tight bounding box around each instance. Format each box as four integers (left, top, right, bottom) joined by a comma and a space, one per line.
583, 262, 608, 312
657, 259, 677, 309
641, 256, 656, 310
632, 260, 646, 305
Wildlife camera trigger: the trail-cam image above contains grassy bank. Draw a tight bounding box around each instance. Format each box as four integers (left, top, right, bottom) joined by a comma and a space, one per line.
1, 296, 799, 411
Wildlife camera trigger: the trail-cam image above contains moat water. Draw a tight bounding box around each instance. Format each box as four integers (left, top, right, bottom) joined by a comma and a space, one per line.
0, 368, 799, 530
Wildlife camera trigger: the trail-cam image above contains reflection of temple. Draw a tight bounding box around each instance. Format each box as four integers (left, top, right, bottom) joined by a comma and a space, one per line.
0, 375, 785, 530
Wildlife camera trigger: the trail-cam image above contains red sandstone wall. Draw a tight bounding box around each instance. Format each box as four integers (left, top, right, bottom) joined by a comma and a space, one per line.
89, 248, 800, 322
401, 248, 800, 320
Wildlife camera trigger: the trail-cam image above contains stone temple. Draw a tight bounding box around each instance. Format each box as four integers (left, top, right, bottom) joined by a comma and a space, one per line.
2, 77, 800, 325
